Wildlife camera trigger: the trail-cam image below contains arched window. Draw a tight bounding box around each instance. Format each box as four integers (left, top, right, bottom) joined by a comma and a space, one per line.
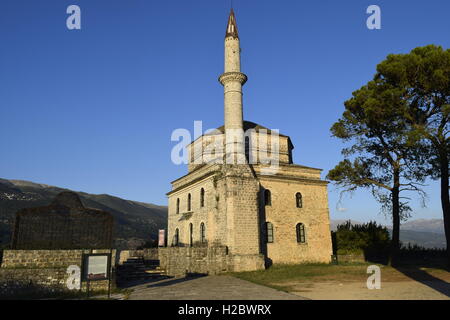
176, 198, 180, 214
245, 135, 251, 162
200, 222, 206, 243
173, 228, 179, 246
296, 193, 303, 208
187, 193, 192, 212
265, 222, 274, 243
189, 223, 193, 247
296, 223, 306, 243
200, 188, 205, 208
264, 189, 271, 206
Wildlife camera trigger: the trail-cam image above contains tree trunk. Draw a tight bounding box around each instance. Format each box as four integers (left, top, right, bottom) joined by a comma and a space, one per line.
390, 169, 401, 266
439, 151, 450, 265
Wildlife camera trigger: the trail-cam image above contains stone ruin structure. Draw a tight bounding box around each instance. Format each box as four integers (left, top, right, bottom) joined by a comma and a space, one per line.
11, 191, 113, 250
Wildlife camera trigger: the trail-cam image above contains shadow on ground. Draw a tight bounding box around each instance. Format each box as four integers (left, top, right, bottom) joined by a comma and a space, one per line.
396, 267, 450, 297
117, 274, 208, 289
365, 256, 450, 298
117, 276, 169, 289
392, 260, 450, 298
146, 274, 207, 288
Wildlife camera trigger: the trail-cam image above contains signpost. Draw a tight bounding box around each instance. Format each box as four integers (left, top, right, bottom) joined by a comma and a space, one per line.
82, 252, 112, 298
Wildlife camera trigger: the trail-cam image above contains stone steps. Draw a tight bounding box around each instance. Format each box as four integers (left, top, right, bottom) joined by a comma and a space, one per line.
116, 256, 167, 286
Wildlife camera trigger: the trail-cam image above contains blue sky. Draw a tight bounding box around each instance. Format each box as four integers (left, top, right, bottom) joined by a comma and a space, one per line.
1, 0, 449, 225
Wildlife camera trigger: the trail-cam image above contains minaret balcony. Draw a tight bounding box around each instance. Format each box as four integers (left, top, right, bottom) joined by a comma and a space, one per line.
219, 72, 248, 86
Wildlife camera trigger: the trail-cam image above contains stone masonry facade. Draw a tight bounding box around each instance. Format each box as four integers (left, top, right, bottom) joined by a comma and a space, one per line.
165, 9, 332, 275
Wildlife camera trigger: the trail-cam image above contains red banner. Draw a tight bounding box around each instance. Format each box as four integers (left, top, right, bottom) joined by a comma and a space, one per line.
158, 229, 165, 247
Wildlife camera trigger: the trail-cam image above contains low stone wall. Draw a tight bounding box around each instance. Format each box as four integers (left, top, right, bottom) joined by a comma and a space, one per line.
118, 247, 263, 277
118, 248, 159, 264
1, 250, 84, 268
337, 254, 366, 263
118, 250, 132, 265
159, 246, 231, 277
0, 268, 68, 298
0, 249, 115, 298
143, 248, 159, 260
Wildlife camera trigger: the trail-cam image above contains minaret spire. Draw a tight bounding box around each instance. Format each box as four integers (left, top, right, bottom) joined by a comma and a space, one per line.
226, 8, 239, 39
219, 9, 247, 164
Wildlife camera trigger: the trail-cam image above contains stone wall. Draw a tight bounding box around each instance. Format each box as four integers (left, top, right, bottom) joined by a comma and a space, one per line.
12, 192, 113, 250
0, 268, 68, 298
168, 150, 332, 271
118, 248, 159, 264
168, 163, 265, 273
0, 249, 115, 298
337, 254, 366, 264
159, 246, 231, 277
257, 167, 333, 265
221, 165, 266, 271
187, 128, 293, 173
1, 250, 84, 268
168, 168, 217, 249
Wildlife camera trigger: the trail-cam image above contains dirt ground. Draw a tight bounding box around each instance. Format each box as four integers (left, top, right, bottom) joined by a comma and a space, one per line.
287, 280, 449, 300
272, 266, 450, 300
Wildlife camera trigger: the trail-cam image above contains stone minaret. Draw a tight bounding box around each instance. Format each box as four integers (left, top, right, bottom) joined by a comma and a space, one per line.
215, 10, 264, 272
219, 9, 248, 164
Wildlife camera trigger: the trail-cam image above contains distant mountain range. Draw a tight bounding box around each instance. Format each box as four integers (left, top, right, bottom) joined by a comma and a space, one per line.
0, 178, 167, 249
0, 178, 447, 250
331, 219, 447, 249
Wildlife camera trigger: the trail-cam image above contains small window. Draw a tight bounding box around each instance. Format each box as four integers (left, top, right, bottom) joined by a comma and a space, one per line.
264, 189, 271, 206
296, 193, 303, 208
200, 222, 206, 243
173, 228, 179, 246
296, 223, 306, 243
187, 193, 192, 212
176, 198, 180, 214
245, 135, 251, 162
266, 222, 274, 243
200, 188, 205, 208
189, 223, 193, 247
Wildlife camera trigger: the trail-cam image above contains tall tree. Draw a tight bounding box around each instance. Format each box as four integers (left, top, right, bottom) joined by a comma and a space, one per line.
327, 79, 428, 265
375, 45, 450, 262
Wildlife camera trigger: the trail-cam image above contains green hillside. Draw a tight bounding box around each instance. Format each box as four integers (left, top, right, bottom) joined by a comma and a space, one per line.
0, 179, 167, 249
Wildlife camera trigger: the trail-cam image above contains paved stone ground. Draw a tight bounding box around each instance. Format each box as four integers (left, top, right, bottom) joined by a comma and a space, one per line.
127, 275, 305, 300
